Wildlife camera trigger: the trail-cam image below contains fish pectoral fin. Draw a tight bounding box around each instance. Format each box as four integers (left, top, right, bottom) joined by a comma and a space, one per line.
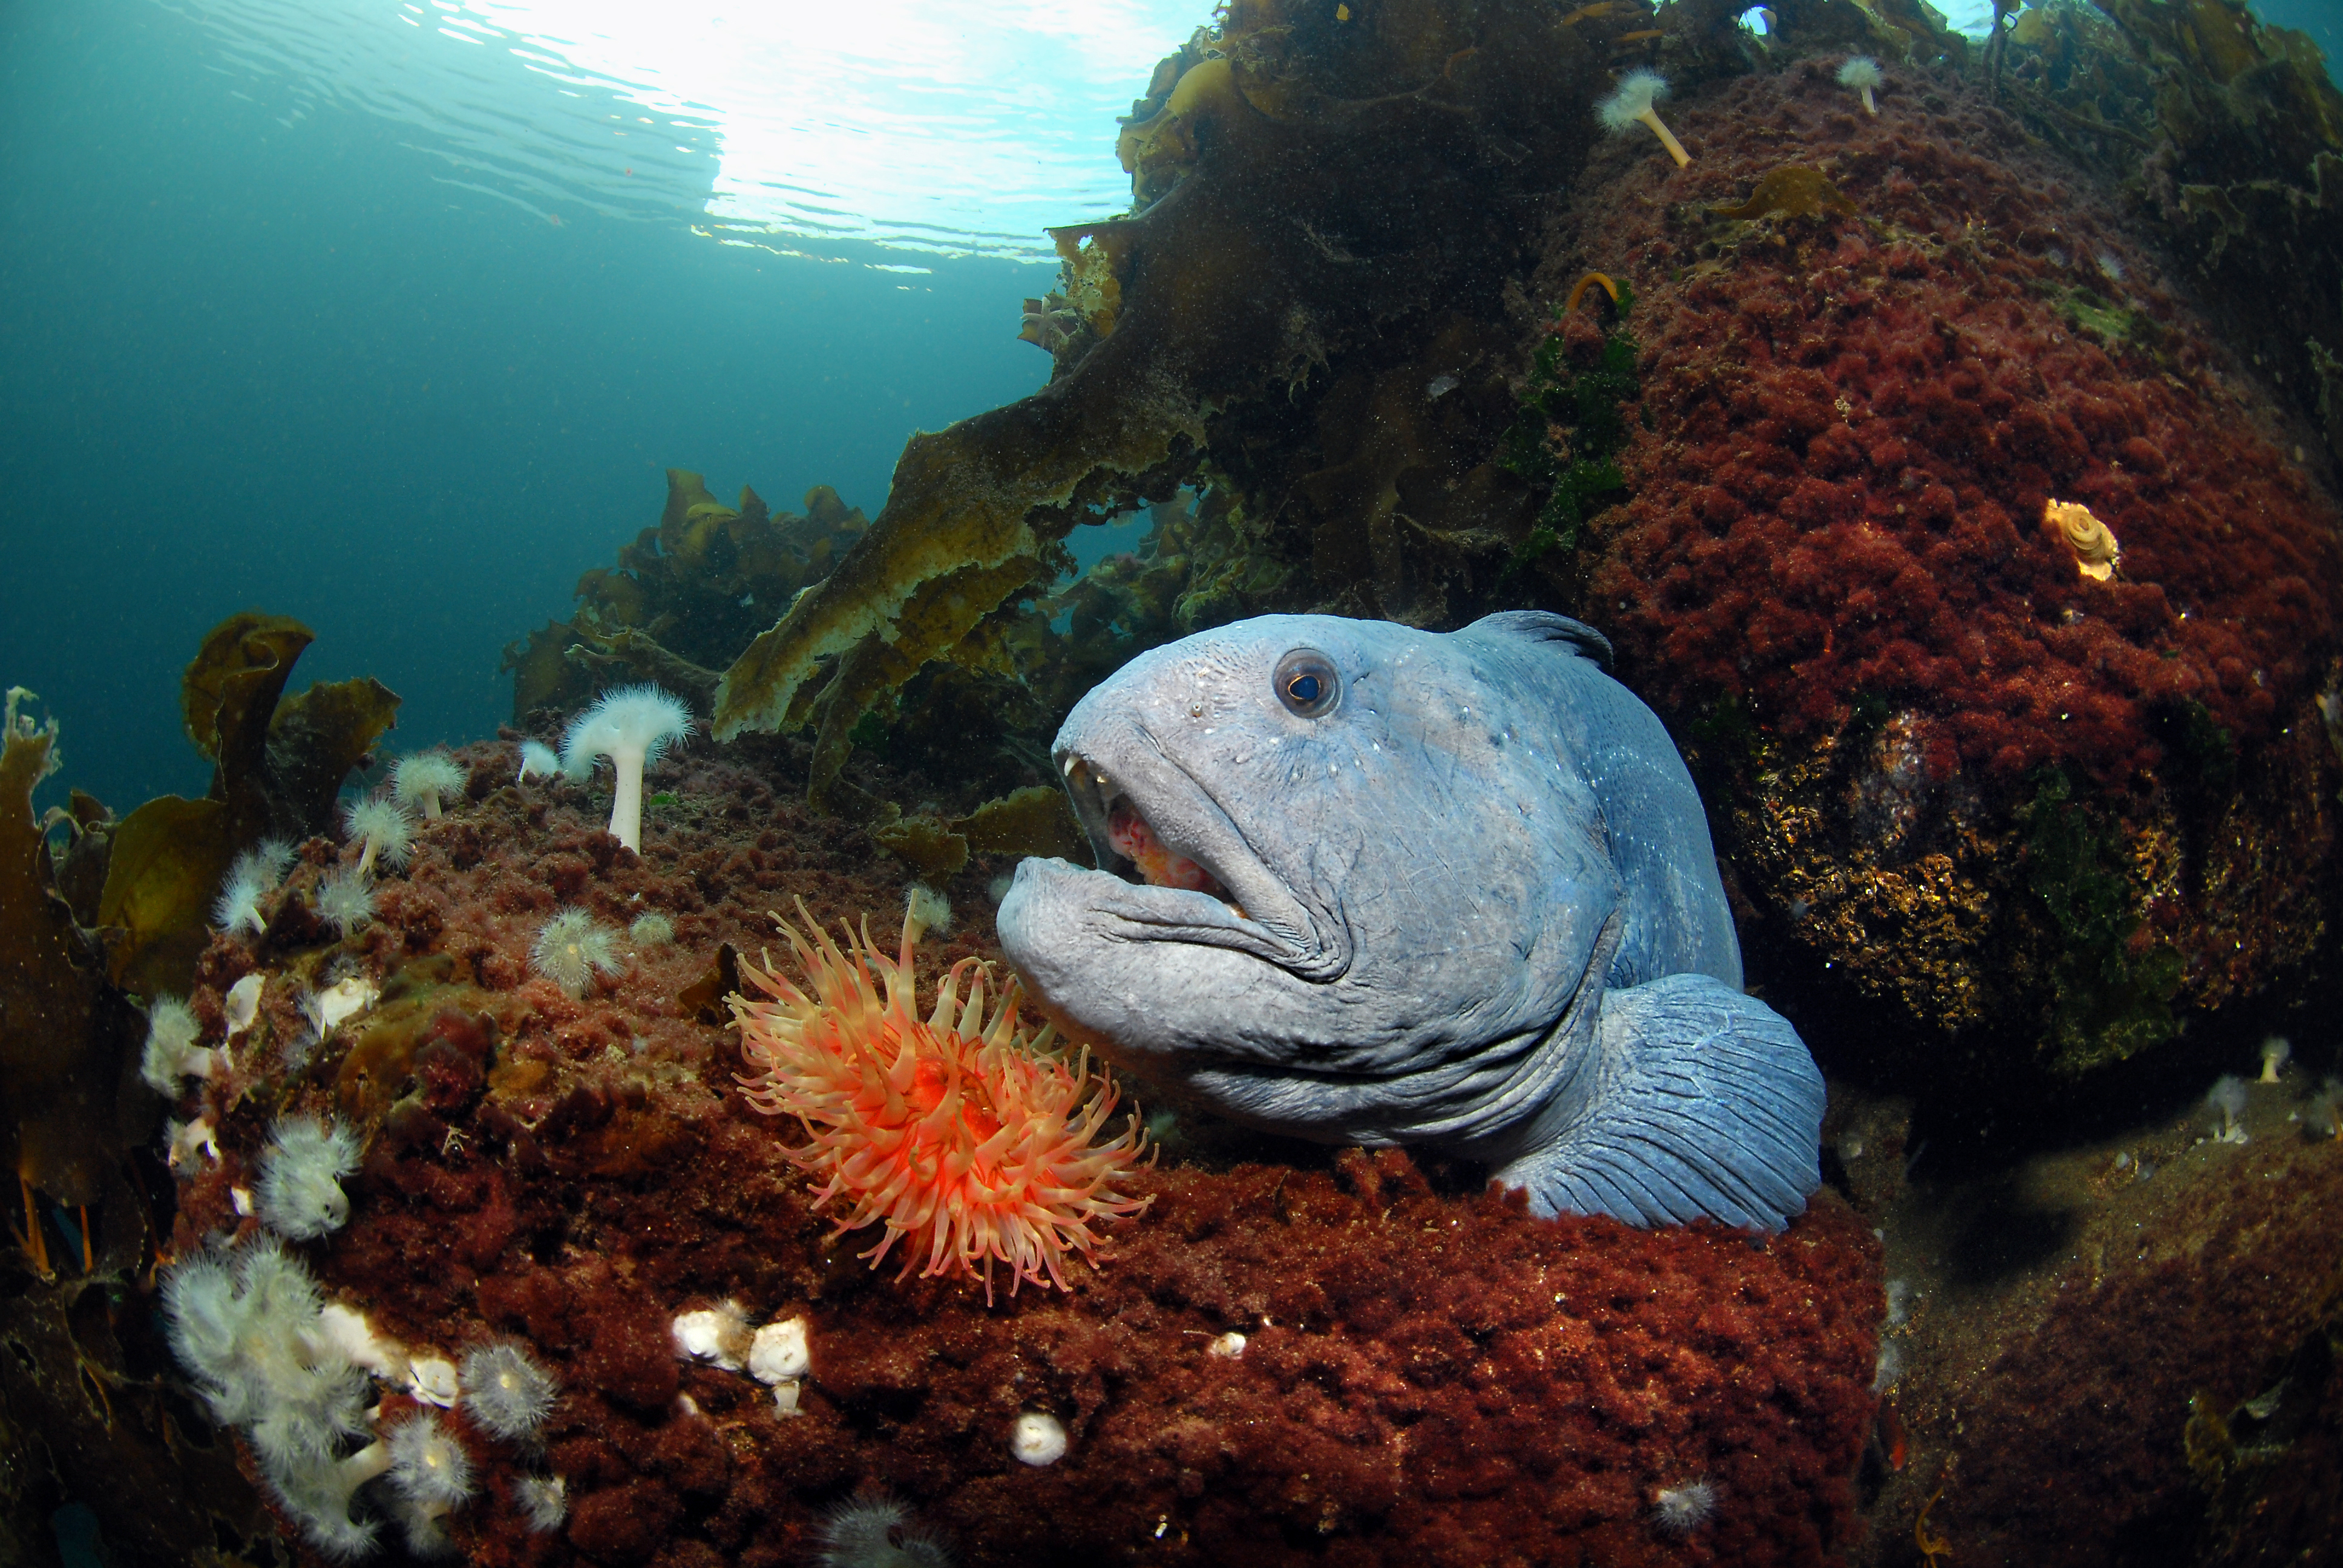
1493, 974, 1823, 1232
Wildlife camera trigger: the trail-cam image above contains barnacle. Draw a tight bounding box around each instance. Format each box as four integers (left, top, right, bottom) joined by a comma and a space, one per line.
2045, 498, 2120, 581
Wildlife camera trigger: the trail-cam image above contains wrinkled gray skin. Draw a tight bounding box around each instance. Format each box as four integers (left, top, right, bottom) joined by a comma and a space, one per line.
997, 610, 1824, 1230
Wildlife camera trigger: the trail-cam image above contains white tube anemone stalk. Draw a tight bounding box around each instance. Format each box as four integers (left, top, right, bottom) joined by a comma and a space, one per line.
560, 685, 692, 852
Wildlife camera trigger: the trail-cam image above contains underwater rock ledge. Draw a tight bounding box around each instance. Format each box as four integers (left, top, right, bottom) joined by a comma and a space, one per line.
142, 736, 1883, 1568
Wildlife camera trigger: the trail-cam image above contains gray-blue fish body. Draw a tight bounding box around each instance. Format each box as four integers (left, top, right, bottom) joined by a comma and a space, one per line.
996, 610, 1824, 1230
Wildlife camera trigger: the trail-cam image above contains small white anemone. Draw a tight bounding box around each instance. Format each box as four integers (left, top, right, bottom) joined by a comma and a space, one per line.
343, 795, 418, 876
532, 907, 623, 998
2208, 1074, 2252, 1144
1655, 1478, 1719, 1534
1596, 68, 1689, 166
390, 751, 467, 820
302, 974, 378, 1039
210, 840, 291, 937
141, 997, 222, 1095
2258, 1035, 2290, 1084
749, 1318, 810, 1385
514, 1475, 566, 1533
1837, 54, 1883, 114
407, 1355, 461, 1408
905, 883, 952, 943
672, 1299, 752, 1371
461, 1342, 557, 1443
166, 1114, 221, 1169
222, 973, 264, 1040
814, 1495, 949, 1568
517, 739, 562, 782
255, 1116, 364, 1240
1009, 1410, 1068, 1466
315, 865, 377, 939
385, 1410, 476, 1537
2310, 1076, 2343, 1139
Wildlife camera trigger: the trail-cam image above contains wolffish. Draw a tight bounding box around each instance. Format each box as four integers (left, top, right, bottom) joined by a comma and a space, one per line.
996, 611, 1824, 1230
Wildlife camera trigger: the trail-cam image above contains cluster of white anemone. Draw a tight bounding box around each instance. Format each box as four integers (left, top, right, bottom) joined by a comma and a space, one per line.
161, 1109, 567, 1558
149, 687, 702, 1557
203, 748, 473, 950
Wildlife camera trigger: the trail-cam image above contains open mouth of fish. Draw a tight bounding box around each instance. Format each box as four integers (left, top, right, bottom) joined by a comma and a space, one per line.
1047, 737, 1349, 983
1061, 753, 1242, 913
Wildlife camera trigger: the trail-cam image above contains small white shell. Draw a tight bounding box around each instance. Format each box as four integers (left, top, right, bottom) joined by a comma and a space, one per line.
407, 1356, 461, 1408
223, 973, 264, 1040
750, 1318, 810, 1384
1009, 1411, 1068, 1467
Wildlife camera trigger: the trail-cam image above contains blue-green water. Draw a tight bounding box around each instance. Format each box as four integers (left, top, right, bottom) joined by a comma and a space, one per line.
1, 0, 2333, 818
0, 0, 1084, 812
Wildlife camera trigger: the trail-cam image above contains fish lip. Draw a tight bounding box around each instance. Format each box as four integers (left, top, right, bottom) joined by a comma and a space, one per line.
1052, 727, 1346, 979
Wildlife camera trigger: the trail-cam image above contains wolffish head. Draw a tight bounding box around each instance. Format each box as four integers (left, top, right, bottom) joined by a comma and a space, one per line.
996, 613, 1622, 1146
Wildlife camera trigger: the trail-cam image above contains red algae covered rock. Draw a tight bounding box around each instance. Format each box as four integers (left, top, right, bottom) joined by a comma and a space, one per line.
1533, 61, 2343, 1073
152, 736, 1885, 1567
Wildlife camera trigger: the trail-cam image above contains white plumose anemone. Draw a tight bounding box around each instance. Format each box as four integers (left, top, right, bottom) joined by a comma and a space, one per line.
1596, 69, 1689, 166
531, 908, 623, 998
211, 839, 293, 936
141, 997, 221, 1095
344, 796, 418, 876
1837, 54, 1884, 114
560, 685, 692, 853
390, 751, 467, 819
315, 866, 377, 938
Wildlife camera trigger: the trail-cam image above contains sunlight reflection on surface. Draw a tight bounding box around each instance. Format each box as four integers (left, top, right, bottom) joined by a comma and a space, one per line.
163, 0, 1201, 258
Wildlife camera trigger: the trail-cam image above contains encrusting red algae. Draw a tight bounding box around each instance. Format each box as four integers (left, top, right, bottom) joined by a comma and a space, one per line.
156, 736, 1886, 1567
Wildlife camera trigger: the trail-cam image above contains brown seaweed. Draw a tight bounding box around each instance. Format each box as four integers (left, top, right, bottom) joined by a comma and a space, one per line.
96, 613, 399, 998
710, 0, 1650, 809
503, 470, 868, 724
0, 691, 117, 1210
1711, 163, 1860, 221
1998, 0, 2343, 466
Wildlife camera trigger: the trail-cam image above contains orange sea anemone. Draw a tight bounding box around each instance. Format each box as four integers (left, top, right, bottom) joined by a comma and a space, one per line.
731, 903, 1152, 1302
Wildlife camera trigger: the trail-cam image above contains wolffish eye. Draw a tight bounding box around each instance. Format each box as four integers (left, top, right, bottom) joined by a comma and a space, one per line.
1273, 648, 1341, 717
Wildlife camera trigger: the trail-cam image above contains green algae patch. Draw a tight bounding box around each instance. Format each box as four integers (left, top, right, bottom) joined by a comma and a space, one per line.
1501, 279, 1641, 571
2021, 769, 2184, 1075
98, 613, 399, 998
2033, 281, 2140, 347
